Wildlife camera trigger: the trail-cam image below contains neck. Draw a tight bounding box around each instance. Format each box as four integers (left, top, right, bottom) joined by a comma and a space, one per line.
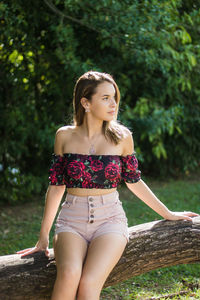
80, 117, 103, 140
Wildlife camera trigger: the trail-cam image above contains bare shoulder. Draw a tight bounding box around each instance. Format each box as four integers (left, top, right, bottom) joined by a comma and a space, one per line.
120, 126, 135, 156
54, 125, 75, 154
56, 125, 75, 135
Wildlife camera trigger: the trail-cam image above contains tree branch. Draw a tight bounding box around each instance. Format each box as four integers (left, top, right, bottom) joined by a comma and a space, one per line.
0, 217, 200, 299
44, 0, 101, 33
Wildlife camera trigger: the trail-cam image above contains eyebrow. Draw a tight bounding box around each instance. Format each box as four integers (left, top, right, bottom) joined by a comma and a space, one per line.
102, 94, 115, 97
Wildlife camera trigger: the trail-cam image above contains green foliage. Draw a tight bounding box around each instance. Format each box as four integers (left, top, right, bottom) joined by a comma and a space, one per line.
1, 0, 200, 203
121, 100, 184, 161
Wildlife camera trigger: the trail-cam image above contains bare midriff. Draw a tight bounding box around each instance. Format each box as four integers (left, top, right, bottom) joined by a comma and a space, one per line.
67, 187, 117, 196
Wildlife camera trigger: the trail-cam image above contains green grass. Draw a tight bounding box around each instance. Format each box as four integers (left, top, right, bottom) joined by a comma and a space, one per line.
0, 175, 200, 299
101, 176, 200, 299
101, 265, 200, 299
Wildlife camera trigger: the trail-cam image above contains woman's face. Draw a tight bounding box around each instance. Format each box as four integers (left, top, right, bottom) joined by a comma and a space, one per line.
87, 81, 117, 121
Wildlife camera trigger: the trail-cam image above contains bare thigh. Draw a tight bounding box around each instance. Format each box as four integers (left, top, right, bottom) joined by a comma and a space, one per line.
77, 233, 127, 295
53, 232, 88, 275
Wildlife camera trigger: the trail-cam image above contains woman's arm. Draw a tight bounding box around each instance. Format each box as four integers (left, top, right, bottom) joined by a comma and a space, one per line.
122, 130, 198, 221
126, 179, 198, 221
17, 128, 66, 257
40, 127, 67, 236
39, 185, 66, 236
17, 185, 65, 257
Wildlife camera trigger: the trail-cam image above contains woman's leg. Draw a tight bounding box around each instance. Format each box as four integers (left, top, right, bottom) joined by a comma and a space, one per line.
51, 232, 88, 300
77, 233, 127, 300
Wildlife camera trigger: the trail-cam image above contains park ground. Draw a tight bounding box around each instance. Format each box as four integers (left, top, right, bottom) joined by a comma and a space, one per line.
1, 173, 200, 299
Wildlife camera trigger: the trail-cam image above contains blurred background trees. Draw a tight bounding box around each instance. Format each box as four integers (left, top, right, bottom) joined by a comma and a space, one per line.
1, 0, 200, 204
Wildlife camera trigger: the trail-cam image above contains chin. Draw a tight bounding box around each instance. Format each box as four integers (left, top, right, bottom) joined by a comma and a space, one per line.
108, 113, 115, 118
103, 116, 114, 121
97, 113, 115, 122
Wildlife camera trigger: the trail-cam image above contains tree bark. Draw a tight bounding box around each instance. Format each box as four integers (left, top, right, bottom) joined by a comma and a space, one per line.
1, 217, 200, 300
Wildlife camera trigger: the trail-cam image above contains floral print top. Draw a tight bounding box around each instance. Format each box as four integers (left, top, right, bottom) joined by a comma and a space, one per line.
48, 152, 141, 188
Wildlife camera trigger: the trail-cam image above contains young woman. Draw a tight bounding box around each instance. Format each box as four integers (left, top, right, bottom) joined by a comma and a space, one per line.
17, 71, 198, 300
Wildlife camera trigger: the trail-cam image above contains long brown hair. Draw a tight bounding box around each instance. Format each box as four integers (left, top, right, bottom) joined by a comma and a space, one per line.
72, 70, 129, 145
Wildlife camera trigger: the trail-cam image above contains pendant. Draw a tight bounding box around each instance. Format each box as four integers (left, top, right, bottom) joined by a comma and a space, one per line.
89, 144, 96, 154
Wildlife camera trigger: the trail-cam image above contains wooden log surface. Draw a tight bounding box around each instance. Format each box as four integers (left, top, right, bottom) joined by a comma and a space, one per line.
0, 217, 200, 300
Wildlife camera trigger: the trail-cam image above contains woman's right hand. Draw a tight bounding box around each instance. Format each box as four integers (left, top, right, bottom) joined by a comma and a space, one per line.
16, 235, 50, 258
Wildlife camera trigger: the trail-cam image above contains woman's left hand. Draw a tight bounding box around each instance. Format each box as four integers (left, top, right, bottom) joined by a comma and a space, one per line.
166, 211, 199, 221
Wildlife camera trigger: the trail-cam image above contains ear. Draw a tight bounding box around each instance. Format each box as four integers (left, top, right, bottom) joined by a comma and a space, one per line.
80, 97, 90, 110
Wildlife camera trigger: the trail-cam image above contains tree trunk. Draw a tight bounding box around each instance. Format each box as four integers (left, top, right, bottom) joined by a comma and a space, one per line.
1, 217, 200, 300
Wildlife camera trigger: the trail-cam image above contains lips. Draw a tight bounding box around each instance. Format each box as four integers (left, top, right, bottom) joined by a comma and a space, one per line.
108, 111, 115, 113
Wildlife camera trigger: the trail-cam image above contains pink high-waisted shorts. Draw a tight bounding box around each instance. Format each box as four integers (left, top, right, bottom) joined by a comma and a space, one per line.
54, 190, 129, 244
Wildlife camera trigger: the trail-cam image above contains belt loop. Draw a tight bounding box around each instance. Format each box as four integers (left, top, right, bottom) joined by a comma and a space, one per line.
65, 194, 68, 202
72, 196, 77, 205
101, 194, 106, 204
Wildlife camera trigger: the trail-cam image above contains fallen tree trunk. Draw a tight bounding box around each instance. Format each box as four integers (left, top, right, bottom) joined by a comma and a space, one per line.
1, 217, 200, 300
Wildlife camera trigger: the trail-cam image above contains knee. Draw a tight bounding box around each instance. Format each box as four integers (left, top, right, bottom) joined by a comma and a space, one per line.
78, 275, 101, 295
57, 264, 82, 284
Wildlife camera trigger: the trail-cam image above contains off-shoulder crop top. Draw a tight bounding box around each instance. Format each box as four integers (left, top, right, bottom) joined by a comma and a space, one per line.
48, 152, 141, 189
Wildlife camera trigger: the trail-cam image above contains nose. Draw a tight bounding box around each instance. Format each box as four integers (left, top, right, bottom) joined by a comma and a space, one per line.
110, 97, 116, 107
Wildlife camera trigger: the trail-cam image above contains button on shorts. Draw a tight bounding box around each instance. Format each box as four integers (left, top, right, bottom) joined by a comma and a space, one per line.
54, 190, 129, 244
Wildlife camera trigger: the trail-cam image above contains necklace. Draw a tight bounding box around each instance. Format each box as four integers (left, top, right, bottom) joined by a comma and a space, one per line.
88, 135, 99, 155
89, 143, 96, 155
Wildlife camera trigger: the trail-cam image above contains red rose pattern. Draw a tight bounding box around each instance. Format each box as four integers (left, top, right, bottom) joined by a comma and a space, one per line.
90, 160, 104, 171
121, 153, 141, 183
105, 163, 120, 182
67, 161, 86, 179
48, 154, 65, 185
126, 155, 138, 171
82, 172, 93, 188
49, 152, 141, 188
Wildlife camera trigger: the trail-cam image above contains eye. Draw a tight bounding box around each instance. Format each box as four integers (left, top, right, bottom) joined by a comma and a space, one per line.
103, 97, 109, 100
